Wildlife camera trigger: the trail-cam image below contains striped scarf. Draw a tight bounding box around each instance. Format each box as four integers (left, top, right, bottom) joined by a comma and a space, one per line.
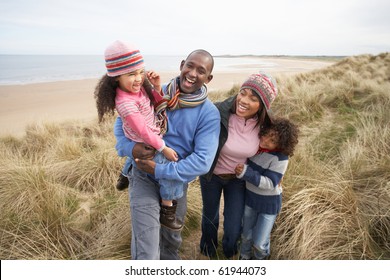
154, 77, 208, 133
155, 77, 208, 113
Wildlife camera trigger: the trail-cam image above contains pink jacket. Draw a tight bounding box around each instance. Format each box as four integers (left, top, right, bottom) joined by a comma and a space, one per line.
115, 87, 165, 151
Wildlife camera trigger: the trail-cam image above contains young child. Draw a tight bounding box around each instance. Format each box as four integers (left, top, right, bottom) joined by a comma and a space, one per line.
94, 40, 183, 231
235, 117, 299, 260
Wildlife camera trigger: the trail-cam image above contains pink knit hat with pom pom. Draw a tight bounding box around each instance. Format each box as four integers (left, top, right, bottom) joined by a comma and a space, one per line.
104, 40, 145, 77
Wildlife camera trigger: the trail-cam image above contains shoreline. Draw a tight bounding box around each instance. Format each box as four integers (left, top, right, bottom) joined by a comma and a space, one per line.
0, 58, 334, 137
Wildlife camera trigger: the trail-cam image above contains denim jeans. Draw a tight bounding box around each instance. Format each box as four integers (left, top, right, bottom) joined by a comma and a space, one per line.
128, 166, 188, 259
199, 174, 246, 258
154, 153, 183, 200
240, 205, 277, 260
123, 153, 184, 200
121, 157, 132, 176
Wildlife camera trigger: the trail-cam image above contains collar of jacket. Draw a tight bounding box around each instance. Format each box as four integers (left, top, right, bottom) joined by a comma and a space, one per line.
204, 95, 237, 181
216, 95, 236, 130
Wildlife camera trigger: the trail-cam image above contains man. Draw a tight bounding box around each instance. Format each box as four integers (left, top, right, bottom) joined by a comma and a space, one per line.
114, 49, 220, 259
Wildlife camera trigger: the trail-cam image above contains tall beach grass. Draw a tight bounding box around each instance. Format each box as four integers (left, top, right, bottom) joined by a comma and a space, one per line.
1, 53, 389, 259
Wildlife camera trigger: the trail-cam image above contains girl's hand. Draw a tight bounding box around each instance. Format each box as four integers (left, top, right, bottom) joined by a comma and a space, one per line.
162, 147, 178, 162
147, 71, 161, 92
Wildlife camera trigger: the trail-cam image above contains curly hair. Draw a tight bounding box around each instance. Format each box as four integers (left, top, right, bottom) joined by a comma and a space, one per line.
94, 74, 155, 123
261, 117, 300, 156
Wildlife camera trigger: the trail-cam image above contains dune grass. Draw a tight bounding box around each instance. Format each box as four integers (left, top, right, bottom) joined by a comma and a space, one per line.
0, 53, 389, 260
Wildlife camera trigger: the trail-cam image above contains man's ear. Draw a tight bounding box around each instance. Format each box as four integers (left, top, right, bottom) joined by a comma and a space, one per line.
205, 74, 213, 84
179, 60, 185, 71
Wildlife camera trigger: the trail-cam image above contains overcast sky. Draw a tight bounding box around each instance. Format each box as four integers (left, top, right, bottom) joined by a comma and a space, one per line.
0, 0, 389, 56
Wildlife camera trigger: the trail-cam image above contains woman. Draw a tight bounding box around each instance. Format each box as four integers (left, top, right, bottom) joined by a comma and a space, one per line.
199, 72, 278, 258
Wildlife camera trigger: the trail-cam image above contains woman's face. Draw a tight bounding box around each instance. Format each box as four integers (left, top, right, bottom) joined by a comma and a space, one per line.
117, 68, 145, 93
235, 88, 261, 119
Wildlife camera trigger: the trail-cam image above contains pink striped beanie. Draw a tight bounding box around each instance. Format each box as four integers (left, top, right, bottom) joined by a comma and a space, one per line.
240, 72, 278, 111
104, 40, 145, 77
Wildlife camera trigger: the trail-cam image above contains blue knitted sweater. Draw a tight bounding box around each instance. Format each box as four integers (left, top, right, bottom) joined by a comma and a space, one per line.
237, 151, 289, 214
114, 83, 220, 183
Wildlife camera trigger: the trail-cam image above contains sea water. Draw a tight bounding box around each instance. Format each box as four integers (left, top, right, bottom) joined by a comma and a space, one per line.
0, 54, 276, 85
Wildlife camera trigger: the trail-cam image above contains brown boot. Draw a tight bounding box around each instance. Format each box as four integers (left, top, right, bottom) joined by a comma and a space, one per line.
116, 173, 129, 191
160, 200, 183, 231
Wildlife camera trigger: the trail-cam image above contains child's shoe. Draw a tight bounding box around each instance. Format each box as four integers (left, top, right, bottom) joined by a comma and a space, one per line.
116, 173, 129, 191
160, 200, 183, 231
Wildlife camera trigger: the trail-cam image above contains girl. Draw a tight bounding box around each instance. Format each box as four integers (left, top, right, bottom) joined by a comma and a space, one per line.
94, 40, 182, 231
235, 117, 299, 260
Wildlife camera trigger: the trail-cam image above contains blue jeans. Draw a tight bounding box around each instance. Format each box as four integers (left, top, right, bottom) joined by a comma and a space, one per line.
123, 153, 184, 200
127, 166, 188, 260
240, 205, 277, 260
154, 153, 183, 200
121, 157, 132, 176
199, 174, 246, 258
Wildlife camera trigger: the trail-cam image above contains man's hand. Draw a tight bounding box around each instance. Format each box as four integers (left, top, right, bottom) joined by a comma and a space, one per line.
132, 143, 156, 160
133, 143, 156, 175
135, 158, 156, 175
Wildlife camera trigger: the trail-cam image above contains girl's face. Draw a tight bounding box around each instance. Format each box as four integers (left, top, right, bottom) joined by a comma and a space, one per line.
235, 88, 261, 119
259, 130, 279, 150
117, 68, 145, 93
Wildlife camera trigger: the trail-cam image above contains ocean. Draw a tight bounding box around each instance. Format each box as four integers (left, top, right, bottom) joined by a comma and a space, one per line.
0, 55, 276, 85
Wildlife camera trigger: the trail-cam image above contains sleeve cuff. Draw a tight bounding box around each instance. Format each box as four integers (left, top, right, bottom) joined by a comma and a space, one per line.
157, 140, 165, 153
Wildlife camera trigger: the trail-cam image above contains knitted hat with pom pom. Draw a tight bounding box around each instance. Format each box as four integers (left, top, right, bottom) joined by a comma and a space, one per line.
240, 72, 278, 111
104, 40, 144, 77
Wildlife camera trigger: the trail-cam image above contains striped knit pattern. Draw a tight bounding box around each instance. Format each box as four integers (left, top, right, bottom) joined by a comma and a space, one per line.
104, 40, 144, 77
155, 77, 208, 113
238, 151, 288, 214
240, 73, 277, 111
115, 88, 161, 147
154, 109, 168, 135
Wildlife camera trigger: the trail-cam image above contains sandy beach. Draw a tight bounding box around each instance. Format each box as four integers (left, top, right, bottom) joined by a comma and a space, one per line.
0, 57, 334, 137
